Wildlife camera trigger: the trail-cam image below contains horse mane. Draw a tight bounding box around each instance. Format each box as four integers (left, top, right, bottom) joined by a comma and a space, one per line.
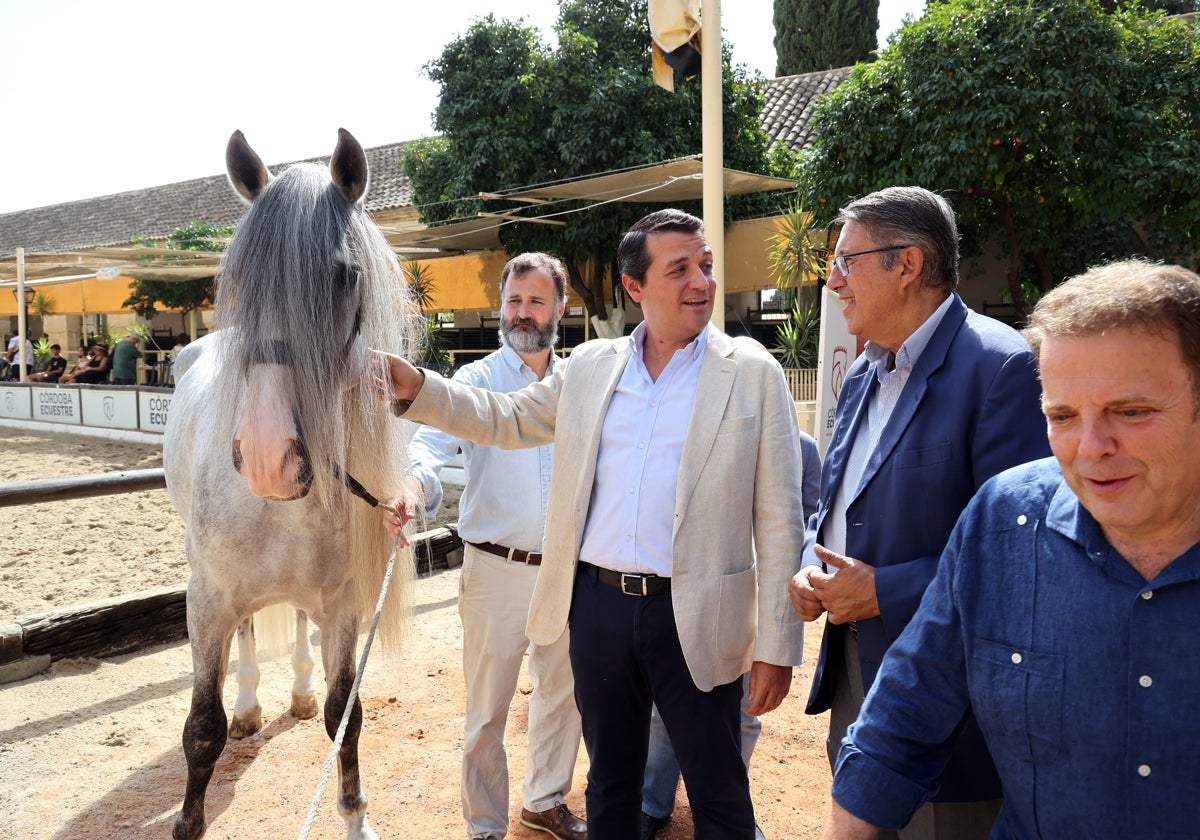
212, 160, 422, 647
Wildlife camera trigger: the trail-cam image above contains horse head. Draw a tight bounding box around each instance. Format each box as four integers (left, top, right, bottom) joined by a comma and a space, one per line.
218, 128, 393, 504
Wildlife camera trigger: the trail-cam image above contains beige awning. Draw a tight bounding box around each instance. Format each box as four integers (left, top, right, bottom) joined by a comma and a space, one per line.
498, 158, 795, 204
383, 217, 505, 254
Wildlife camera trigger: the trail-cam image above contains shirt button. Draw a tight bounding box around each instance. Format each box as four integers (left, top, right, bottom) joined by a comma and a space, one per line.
1016, 514, 1027, 525
1139, 675, 1153, 688
1141, 591, 1154, 600
624, 534, 632, 542
1011, 652, 1023, 664
1138, 764, 1152, 777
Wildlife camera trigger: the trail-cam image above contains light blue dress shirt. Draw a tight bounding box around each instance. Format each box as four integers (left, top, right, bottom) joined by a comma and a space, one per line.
406, 345, 556, 552
577, 322, 709, 577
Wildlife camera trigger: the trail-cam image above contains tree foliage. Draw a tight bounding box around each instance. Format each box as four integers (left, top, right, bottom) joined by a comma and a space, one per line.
404, 0, 798, 321
797, 0, 1200, 315
774, 0, 880, 75
124, 221, 230, 320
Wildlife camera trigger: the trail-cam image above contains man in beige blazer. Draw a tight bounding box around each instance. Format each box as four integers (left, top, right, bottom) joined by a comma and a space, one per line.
380, 209, 806, 840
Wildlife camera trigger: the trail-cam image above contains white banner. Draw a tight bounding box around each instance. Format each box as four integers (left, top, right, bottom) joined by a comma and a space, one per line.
139, 391, 173, 433
814, 287, 858, 457
80, 388, 139, 430
0, 385, 33, 420
32, 387, 80, 424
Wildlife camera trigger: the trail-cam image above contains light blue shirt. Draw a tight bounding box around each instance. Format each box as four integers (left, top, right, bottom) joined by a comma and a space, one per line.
577, 322, 709, 577
407, 345, 556, 552
822, 294, 954, 557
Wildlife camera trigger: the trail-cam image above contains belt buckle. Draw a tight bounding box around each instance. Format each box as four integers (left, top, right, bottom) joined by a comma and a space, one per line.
620, 573, 647, 596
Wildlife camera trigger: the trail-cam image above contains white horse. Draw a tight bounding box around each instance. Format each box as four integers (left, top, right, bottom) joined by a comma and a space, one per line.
164, 129, 417, 840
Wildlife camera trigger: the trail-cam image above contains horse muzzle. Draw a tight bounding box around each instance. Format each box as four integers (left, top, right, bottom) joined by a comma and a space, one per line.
232, 437, 314, 501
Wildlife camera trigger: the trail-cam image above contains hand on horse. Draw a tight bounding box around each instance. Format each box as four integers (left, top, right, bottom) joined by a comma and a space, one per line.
382, 475, 424, 541
370, 349, 426, 410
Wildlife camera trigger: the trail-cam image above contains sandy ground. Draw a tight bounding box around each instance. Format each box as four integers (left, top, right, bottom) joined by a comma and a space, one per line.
0, 426, 832, 839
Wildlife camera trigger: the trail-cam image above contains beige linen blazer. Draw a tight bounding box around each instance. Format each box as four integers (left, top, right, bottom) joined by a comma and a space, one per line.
403, 329, 806, 692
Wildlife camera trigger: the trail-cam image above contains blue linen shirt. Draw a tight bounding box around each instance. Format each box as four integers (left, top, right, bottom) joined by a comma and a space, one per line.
406, 345, 556, 551
834, 457, 1200, 837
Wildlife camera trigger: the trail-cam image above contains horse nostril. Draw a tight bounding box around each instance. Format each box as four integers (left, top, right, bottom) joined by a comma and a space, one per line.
232, 441, 244, 473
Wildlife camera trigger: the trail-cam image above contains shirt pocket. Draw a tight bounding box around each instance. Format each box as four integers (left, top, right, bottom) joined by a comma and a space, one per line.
969, 636, 1065, 762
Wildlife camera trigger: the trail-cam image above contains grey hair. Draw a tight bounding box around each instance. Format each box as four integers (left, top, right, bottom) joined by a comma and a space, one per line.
839, 186, 959, 293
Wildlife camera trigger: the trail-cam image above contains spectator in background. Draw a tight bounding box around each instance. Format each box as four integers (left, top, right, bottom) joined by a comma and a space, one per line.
29, 344, 68, 382
62, 345, 110, 384
5, 331, 34, 381
112, 332, 142, 385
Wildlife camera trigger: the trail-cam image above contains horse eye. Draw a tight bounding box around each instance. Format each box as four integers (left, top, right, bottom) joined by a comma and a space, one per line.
333, 262, 361, 288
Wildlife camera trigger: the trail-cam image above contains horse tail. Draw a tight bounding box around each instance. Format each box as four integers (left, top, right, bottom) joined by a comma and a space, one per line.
253, 603, 297, 659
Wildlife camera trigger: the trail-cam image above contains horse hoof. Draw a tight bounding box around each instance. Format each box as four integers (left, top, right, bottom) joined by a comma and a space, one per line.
228, 706, 262, 739
291, 691, 319, 720
173, 812, 206, 840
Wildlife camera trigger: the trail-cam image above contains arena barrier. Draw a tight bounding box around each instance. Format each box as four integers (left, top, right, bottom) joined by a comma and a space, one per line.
0, 467, 462, 683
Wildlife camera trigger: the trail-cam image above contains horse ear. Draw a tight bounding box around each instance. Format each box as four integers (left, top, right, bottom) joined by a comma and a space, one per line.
330, 128, 368, 205
226, 130, 272, 203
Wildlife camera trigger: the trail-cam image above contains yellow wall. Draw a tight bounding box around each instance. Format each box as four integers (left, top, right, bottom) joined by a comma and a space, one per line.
1, 276, 150, 317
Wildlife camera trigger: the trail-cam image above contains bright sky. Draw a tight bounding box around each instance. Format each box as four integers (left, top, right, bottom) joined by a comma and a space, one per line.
0, 0, 924, 215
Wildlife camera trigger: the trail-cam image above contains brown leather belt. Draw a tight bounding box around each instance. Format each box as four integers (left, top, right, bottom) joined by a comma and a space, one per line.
468, 540, 542, 566
577, 561, 670, 596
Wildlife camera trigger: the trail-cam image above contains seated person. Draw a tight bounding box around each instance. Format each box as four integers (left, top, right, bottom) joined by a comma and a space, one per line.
29, 344, 68, 382
61, 345, 110, 384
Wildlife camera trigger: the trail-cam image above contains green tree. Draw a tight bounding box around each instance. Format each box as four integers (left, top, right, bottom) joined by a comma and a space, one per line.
774, 0, 881, 75
124, 221, 230, 319
405, 0, 798, 323
1098, 0, 1199, 12
797, 0, 1200, 316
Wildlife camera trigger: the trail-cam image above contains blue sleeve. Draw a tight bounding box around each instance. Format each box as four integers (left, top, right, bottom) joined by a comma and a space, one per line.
833, 513, 976, 828
405, 362, 490, 515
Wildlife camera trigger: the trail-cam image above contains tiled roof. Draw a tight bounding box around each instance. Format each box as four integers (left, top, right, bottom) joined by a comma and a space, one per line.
0, 141, 412, 259
760, 67, 853, 152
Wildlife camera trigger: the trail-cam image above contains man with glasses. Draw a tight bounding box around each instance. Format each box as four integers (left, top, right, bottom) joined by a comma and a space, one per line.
788, 186, 1049, 839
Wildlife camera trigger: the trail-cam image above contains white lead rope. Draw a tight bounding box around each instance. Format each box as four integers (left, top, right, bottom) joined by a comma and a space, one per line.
297, 518, 403, 840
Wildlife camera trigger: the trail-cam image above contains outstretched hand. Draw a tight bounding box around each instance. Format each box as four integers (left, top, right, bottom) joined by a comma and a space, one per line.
381, 476, 424, 546
369, 349, 426, 406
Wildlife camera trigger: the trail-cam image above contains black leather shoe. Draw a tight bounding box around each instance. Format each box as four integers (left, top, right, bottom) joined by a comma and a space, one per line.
520, 804, 587, 840
640, 812, 670, 840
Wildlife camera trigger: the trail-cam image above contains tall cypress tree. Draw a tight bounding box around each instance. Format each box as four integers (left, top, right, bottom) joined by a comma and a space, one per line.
774, 0, 881, 76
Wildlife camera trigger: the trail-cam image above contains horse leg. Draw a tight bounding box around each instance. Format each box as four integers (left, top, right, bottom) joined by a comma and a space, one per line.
229, 617, 263, 739
174, 628, 233, 840
290, 609, 319, 719
322, 611, 378, 840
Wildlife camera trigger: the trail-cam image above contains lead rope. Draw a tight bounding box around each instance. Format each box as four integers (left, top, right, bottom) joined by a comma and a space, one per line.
297, 491, 404, 840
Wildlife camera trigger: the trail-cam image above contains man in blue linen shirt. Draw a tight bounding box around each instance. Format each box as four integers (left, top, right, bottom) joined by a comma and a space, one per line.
394, 253, 585, 840
823, 259, 1200, 838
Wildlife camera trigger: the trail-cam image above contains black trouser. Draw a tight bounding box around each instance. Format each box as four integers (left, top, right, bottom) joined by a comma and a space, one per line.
568, 570, 752, 839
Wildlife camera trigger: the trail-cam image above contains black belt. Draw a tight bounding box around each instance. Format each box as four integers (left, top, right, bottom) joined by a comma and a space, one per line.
468, 540, 542, 566
577, 561, 670, 596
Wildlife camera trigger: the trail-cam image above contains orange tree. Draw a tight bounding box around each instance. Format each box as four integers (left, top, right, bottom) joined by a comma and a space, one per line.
796, 0, 1200, 316
403, 0, 797, 325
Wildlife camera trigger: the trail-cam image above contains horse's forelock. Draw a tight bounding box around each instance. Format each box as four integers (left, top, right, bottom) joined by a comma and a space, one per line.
213, 161, 415, 511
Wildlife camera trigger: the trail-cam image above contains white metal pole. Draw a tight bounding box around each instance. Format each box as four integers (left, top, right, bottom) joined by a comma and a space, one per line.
16, 247, 29, 382
701, 0, 724, 330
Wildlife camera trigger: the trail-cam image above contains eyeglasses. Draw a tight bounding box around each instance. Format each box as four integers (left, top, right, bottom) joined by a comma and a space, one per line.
827, 245, 911, 276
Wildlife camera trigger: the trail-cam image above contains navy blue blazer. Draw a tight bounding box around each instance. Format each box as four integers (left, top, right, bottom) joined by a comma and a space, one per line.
805, 294, 1051, 801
